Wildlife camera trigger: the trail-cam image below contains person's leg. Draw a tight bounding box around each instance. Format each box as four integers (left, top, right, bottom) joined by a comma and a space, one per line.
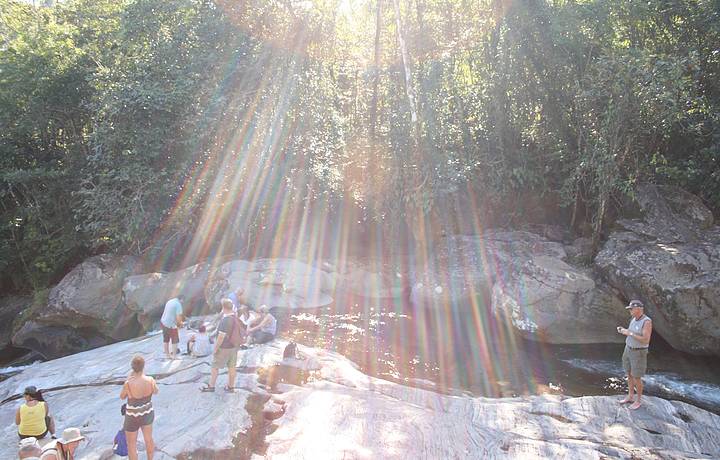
126, 429, 139, 460
630, 377, 644, 410
140, 424, 154, 460
163, 328, 170, 357
620, 347, 634, 403
227, 349, 238, 389
208, 368, 219, 387
169, 329, 180, 359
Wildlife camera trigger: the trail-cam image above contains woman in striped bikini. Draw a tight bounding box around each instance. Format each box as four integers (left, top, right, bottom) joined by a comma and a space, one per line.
120, 355, 159, 460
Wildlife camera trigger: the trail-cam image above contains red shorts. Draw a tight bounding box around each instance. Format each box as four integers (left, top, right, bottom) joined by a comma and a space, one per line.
162, 326, 179, 344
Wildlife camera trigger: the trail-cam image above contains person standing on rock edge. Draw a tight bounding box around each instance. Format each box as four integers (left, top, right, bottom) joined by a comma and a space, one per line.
121, 355, 159, 460
160, 294, 185, 359
617, 299, 653, 410
201, 298, 242, 393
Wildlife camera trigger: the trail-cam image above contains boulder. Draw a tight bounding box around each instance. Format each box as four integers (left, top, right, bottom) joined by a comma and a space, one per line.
486, 233, 626, 344
11, 320, 110, 359
2, 332, 719, 459
206, 258, 334, 310
596, 230, 720, 356
39, 254, 140, 339
0, 296, 30, 349
617, 184, 714, 243
492, 258, 627, 344
412, 232, 627, 344
334, 259, 408, 299
123, 262, 211, 329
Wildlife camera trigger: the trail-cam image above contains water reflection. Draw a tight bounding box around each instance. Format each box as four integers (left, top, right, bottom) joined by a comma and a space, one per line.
279, 300, 720, 414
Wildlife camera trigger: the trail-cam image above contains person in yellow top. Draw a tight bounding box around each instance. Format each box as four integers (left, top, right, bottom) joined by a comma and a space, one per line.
16, 386, 55, 440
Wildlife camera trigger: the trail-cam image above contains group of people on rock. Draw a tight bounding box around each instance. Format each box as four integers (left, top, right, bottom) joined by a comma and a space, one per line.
15, 287, 279, 459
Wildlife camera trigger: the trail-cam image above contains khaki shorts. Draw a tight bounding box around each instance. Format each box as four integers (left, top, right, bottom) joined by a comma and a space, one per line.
212, 347, 238, 369
622, 346, 648, 377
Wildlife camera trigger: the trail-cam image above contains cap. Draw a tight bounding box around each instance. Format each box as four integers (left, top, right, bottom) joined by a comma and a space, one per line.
626, 300, 644, 309
23, 386, 37, 395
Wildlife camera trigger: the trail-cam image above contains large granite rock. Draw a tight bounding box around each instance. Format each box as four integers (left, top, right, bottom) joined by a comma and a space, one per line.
334, 259, 408, 299
1, 331, 719, 459
617, 185, 714, 243
492, 258, 627, 344
596, 185, 720, 356
11, 320, 110, 359
33, 255, 140, 340
412, 232, 627, 344
597, 230, 720, 356
123, 262, 211, 329
0, 296, 29, 349
206, 258, 334, 310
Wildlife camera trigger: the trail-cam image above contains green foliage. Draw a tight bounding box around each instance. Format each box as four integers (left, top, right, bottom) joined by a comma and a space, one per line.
1, 0, 719, 292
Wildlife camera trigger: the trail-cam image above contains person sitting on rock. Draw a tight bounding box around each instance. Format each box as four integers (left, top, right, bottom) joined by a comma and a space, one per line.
237, 304, 258, 329
16, 386, 55, 440
18, 436, 42, 459
245, 305, 277, 345
160, 294, 185, 359
39, 427, 84, 460
186, 324, 213, 357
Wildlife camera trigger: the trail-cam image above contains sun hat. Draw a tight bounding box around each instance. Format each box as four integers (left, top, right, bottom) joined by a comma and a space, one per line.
258, 304, 269, 312
57, 427, 85, 444
18, 437, 39, 448
626, 300, 644, 309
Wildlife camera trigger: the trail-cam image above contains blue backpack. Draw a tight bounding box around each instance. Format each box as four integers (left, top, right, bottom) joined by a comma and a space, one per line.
113, 429, 128, 456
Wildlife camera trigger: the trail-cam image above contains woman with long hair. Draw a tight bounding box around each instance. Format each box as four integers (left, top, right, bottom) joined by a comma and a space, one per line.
15, 386, 55, 440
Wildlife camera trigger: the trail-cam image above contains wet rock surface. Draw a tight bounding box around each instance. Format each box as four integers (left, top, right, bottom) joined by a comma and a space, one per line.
1, 331, 719, 459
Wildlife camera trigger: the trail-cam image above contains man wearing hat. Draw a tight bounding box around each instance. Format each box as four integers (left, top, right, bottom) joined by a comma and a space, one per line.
39, 427, 84, 460
616, 299, 653, 410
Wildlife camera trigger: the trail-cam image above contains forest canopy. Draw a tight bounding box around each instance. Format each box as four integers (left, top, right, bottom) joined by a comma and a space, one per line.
1, 0, 719, 293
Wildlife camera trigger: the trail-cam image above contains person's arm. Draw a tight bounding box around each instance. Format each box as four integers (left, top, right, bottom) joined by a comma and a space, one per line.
120, 381, 128, 400
248, 315, 269, 333
151, 377, 159, 395
214, 332, 226, 354
45, 401, 49, 416
633, 320, 652, 345
15, 407, 20, 425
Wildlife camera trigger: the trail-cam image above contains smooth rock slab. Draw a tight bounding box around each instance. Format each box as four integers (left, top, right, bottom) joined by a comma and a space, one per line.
1, 329, 719, 459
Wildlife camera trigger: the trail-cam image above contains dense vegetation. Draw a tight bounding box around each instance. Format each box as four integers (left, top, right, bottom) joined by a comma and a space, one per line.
1, 0, 718, 293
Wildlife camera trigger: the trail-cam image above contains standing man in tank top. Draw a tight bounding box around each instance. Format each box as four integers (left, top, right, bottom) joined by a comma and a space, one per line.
616, 299, 653, 410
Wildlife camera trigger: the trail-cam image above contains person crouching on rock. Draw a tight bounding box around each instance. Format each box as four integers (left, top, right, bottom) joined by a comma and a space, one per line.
121, 355, 159, 460
617, 299, 653, 410
160, 294, 185, 359
187, 324, 213, 357
245, 305, 277, 346
16, 386, 56, 440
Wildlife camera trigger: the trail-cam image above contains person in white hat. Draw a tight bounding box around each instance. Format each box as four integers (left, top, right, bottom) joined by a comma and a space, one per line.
39, 427, 84, 460
616, 299, 653, 410
17, 436, 42, 459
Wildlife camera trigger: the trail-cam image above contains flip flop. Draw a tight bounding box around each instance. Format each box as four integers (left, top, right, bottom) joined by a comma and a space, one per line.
224, 386, 235, 393
200, 385, 215, 393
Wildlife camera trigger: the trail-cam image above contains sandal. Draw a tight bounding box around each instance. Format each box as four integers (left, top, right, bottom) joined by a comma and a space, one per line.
200, 385, 215, 393
224, 386, 235, 393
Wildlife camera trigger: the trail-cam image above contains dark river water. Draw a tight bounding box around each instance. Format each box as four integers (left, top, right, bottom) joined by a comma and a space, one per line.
279, 298, 720, 415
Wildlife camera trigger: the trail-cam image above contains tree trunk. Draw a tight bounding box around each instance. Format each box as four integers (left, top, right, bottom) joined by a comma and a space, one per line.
369, 0, 383, 146
392, 0, 420, 143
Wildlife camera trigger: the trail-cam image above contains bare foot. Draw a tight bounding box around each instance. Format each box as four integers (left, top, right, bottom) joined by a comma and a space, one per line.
629, 401, 642, 410
619, 397, 634, 404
